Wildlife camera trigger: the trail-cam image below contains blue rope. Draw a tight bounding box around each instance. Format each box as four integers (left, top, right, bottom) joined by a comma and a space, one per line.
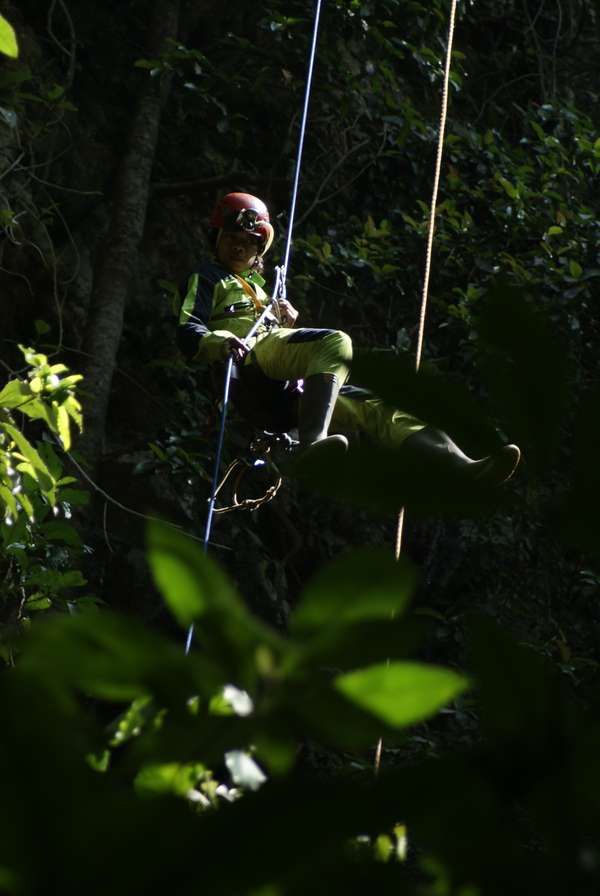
282, 0, 324, 278
185, 355, 233, 655
185, 1, 325, 654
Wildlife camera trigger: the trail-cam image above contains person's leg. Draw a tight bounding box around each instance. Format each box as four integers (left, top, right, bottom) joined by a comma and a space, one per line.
332, 395, 520, 485
402, 426, 521, 485
332, 395, 426, 447
249, 328, 353, 452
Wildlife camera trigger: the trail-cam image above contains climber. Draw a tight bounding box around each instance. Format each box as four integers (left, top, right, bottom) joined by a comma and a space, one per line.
178, 191, 350, 460
177, 191, 520, 484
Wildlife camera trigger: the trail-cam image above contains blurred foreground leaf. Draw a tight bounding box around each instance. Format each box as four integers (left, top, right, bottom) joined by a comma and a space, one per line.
335, 661, 469, 727
291, 547, 416, 634
475, 282, 569, 472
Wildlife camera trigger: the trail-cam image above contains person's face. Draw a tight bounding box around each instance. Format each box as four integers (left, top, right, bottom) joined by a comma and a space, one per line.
217, 230, 260, 273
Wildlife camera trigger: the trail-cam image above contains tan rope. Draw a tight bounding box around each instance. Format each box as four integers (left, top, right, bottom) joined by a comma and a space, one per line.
414, 0, 458, 375
376, 0, 458, 776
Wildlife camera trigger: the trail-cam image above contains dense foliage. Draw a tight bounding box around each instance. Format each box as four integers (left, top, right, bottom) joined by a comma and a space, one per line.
1, 0, 599, 892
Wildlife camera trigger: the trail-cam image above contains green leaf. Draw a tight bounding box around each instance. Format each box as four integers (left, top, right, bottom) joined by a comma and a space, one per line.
64, 395, 83, 431
17, 397, 54, 428
0, 14, 18, 59
34, 319, 51, 336
134, 761, 207, 797
15, 492, 34, 521
26, 596, 52, 611
134, 762, 182, 795
134, 58, 161, 70
18, 610, 222, 705
27, 568, 86, 592
546, 226, 563, 236
40, 520, 81, 546
495, 175, 519, 199
57, 374, 83, 390
146, 520, 242, 627
59, 487, 89, 506
37, 442, 64, 480
291, 547, 416, 634
87, 749, 110, 773
0, 379, 31, 409
569, 260, 583, 279
46, 84, 64, 102
0, 484, 18, 518
54, 402, 71, 450
475, 283, 569, 473
1, 423, 54, 492
335, 661, 469, 727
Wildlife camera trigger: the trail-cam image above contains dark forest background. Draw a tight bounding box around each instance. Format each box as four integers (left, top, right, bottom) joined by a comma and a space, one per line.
0, 1, 599, 893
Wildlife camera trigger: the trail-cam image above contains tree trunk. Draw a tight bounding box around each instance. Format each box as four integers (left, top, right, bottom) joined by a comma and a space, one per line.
80, 0, 180, 470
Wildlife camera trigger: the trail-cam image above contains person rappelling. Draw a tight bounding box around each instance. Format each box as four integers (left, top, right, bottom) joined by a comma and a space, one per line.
178, 191, 351, 461
177, 191, 521, 486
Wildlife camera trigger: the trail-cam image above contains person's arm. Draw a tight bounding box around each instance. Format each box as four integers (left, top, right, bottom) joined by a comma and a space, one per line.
177, 265, 247, 364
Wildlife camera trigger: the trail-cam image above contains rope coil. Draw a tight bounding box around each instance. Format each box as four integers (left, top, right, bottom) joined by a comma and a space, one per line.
213, 457, 282, 514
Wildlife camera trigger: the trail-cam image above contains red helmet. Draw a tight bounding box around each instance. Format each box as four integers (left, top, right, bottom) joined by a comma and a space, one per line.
210, 192, 274, 256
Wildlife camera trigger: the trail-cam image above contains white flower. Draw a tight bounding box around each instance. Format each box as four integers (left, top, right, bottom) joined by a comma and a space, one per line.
215, 784, 242, 803
222, 684, 254, 717
224, 750, 267, 792
186, 789, 211, 808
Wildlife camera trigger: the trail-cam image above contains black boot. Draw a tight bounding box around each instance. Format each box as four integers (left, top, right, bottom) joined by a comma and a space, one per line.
403, 426, 520, 486
297, 373, 348, 457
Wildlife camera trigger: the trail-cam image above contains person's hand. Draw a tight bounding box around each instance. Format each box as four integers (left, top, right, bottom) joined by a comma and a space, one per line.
276, 298, 299, 327
223, 336, 248, 364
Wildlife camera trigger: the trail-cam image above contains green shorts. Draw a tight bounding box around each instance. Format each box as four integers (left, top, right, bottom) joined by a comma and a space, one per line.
248, 327, 352, 384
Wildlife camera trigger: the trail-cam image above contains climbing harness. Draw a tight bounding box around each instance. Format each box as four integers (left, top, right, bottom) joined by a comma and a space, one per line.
374, 0, 459, 773
185, 0, 324, 655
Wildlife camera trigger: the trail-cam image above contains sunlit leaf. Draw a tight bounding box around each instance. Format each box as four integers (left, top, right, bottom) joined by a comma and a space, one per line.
55, 403, 71, 450
0, 379, 31, 409
0, 484, 18, 518
15, 492, 34, 521
335, 661, 469, 727
0, 13, 18, 59
1, 423, 54, 492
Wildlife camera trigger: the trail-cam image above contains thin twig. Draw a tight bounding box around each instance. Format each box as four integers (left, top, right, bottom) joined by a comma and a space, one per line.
0, 266, 33, 295
152, 171, 289, 198
551, 0, 564, 99
0, 152, 25, 183
474, 72, 538, 123
102, 502, 114, 554
296, 138, 370, 227
26, 172, 103, 197
47, 0, 77, 88
61, 444, 231, 551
